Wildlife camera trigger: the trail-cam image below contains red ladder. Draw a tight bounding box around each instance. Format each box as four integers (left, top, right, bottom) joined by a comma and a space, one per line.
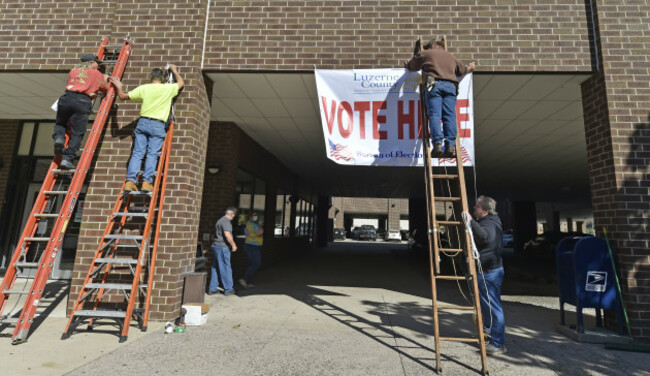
62, 69, 176, 343
0, 36, 133, 344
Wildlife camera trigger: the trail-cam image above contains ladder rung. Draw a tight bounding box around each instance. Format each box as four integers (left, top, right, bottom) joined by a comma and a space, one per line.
437, 221, 463, 226
73, 310, 127, 318
434, 197, 461, 202
113, 244, 154, 249
103, 235, 143, 241
25, 237, 50, 242
14, 262, 39, 269
439, 248, 464, 253
34, 213, 59, 218
129, 207, 158, 212
435, 275, 471, 280
112, 212, 148, 218
43, 190, 68, 195
95, 258, 138, 265
439, 337, 480, 343
0, 317, 19, 324
85, 283, 133, 290
102, 44, 124, 50
432, 174, 459, 179
52, 169, 75, 175
437, 305, 475, 310
3, 289, 30, 295
126, 191, 153, 196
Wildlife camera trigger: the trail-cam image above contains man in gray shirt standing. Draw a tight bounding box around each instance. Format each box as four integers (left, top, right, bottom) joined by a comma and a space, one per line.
208, 207, 238, 295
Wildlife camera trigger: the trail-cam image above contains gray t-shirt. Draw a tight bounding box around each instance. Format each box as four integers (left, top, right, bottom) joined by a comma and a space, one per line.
214, 216, 233, 246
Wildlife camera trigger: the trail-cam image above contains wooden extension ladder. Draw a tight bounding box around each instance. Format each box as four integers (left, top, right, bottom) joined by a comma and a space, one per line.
417, 36, 489, 374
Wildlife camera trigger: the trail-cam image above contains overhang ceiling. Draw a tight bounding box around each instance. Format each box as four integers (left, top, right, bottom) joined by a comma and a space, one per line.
207, 72, 591, 201
0, 71, 592, 202
0, 73, 68, 118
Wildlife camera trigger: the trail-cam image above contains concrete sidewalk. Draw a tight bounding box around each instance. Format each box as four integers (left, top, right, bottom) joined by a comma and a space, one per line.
2, 242, 648, 375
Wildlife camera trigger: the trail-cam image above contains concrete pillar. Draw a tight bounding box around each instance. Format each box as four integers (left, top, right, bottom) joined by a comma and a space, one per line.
315, 195, 330, 247
512, 201, 537, 253
408, 197, 428, 255
566, 217, 574, 232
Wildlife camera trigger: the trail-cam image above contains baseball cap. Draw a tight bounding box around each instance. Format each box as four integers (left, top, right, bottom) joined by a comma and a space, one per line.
80, 54, 103, 64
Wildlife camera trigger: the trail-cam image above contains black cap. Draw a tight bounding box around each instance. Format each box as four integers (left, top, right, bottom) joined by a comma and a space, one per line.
80, 54, 103, 64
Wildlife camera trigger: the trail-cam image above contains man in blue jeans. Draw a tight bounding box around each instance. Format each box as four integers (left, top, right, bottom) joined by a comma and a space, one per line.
462, 195, 506, 354
110, 65, 184, 192
406, 37, 475, 158
208, 207, 238, 296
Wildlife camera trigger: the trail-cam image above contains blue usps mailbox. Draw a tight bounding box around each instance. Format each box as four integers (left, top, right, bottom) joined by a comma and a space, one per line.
556, 236, 624, 334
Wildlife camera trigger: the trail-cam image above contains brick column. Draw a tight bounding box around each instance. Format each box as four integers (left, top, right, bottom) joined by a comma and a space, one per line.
581, 1, 650, 340
70, 0, 211, 320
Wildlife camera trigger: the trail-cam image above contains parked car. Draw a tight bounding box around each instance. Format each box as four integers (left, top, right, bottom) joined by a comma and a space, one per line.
333, 228, 346, 240
524, 231, 586, 257
295, 223, 311, 236
274, 225, 288, 236
350, 226, 361, 239
502, 229, 514, 248
358, 225, 377, 241
385, 230, 402, 242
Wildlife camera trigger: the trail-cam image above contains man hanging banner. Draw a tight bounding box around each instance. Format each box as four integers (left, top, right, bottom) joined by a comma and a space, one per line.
315, 68, 474, 167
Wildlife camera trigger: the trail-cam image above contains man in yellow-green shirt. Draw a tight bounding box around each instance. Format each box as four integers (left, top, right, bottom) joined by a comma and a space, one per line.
110, 65, 184, 192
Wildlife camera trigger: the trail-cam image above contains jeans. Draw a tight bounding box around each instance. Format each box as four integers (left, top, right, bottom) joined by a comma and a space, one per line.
53, 92, 92, 161
243, 243, 262, 283
477, 266, 506, 347
425, 80, 457, 146
126, 117, 167, 184
209, 244, 234, 293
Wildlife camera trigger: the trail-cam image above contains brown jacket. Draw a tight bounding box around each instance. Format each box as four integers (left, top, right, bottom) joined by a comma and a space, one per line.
406, 47, 468, 85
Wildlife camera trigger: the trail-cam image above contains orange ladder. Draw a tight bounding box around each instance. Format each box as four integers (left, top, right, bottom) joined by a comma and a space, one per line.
62, 69, 176, 343
0, 36, 133, 344
417, 36, 489, 374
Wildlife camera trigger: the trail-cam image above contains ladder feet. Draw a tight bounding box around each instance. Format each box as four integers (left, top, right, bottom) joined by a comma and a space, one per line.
86, 325, 94, 332
61, 332, 70, 340
119, 335, 128, 343
141, 326, 147, 332
11, 338, 27, 345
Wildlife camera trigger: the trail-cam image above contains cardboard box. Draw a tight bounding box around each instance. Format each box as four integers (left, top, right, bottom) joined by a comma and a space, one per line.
183, 303, 209, 326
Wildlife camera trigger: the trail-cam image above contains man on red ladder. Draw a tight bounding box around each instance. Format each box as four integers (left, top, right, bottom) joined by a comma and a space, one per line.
405, 37, 475, 158
110, 65, 184, 192
53, 54, 110, 169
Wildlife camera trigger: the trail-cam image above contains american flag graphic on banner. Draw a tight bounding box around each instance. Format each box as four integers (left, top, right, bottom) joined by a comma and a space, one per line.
328, 139, 355, 161
438, 146, 472, 165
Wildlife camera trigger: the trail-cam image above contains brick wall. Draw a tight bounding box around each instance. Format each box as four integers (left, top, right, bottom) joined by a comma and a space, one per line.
581, 1, 650, 340
203, 0, 593, 71
68, 0, 211, 321
0, 0, 116, 70
0, 121, 19, 204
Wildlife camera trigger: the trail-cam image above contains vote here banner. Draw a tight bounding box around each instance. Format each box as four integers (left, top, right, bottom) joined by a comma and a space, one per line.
315, 68, 474, 167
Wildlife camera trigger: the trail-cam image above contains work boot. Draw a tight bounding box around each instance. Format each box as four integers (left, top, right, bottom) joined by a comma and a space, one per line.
124, 180, 138, 192
431, 143, 444, 158
141, 181, 154, 192
54, 138, 65, 156
59, 159, 75, 170
485, 343, 506, 355
443, 145, 456, 158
